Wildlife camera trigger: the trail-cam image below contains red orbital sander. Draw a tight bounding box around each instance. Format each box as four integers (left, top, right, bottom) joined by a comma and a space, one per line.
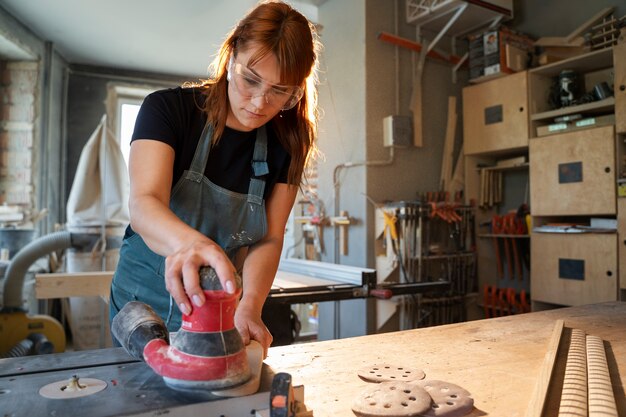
111, 267, 250, 394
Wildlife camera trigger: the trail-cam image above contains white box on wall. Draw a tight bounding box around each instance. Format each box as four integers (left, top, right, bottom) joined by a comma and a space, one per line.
383, 115, 412, 147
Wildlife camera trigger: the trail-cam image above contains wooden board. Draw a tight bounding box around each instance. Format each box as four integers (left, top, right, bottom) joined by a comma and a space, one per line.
264, 302, 626, 417
615, 43, 626, 135
531, 233, 618, 306
586, 335, 618, 416
35, 271, 114, 300
558, 328, 587, 416
525, 319, 564, 417
529, 125, 616, 216
34, 270, 338, 301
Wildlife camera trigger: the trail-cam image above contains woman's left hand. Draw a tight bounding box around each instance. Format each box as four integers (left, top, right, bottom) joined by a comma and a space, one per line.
234, 303, 273, 358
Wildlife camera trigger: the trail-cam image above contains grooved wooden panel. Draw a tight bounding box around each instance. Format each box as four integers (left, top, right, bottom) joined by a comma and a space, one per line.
615, 43, 626, 135
529, 125, 616, 216
558, 328, 587, 417
586, 335, 618, 416
463, 71, 528, 155
531, 233, 618, 306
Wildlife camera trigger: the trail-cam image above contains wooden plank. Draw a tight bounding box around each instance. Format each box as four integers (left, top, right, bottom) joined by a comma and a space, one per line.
558, 328, 587, 416
586, 335, 618, 416
565, 7, 615, 44
35, 271, 114, 299
440, 96, 457, 192
615, 43, 626, 135
525, 319, 564, 417
263, 303, 626, 417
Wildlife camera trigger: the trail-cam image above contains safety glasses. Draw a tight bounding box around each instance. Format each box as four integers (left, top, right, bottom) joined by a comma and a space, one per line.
227, 60, 304, 111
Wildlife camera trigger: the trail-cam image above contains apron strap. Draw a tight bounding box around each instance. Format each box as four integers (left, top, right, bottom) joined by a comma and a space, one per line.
189, 120, 213, 177
248, 125, 268, 205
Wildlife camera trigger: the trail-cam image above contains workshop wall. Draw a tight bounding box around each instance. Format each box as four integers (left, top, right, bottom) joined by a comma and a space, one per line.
364, 0, 467, 267
0, 6, 65, 236
512, 0, 626, 38
316, 0, 367, 268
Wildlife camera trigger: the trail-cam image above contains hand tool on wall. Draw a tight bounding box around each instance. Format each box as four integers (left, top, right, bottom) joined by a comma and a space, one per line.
491, 215, 506, 280
520, 290, 530, 314
503, 213, 522, 281
330, 211, 351, 256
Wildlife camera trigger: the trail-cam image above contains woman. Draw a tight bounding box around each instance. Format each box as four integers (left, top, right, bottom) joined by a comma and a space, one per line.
109, 0, 320, 358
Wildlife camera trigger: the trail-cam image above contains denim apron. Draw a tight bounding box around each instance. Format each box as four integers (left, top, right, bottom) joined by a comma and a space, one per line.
109, 122, 269, 331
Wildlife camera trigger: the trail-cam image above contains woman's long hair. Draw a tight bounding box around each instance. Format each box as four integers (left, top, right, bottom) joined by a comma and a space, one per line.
201, 0, 320, 186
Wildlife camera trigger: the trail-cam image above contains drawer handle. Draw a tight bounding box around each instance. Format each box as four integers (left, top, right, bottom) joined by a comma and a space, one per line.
519, 107, 524, 112
605, 167, 611, 173
621, 85, 626, 91
607, 270, 613, 277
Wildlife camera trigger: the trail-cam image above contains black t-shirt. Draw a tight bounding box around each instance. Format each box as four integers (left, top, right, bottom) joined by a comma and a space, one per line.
131, 86, 291, 199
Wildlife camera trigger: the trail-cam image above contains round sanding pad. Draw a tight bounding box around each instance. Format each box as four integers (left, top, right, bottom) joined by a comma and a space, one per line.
414, 380, 474, 417
352, 380, 432, 417
39, 376, 107, 399
357, 363, 425, 383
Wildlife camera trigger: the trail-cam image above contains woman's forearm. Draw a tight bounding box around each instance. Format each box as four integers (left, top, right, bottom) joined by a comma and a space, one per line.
239, 236, 284, 314
129, 194, 209, 256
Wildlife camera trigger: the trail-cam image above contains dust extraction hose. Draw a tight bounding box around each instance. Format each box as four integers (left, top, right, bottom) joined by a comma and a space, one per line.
2, 231, 73, 310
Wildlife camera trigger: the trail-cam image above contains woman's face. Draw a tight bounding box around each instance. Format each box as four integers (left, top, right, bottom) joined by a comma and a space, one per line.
226, 46, 283, 132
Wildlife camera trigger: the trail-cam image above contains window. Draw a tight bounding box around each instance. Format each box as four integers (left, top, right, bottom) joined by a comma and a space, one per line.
106, 84, 155, 169
118, 100, 141, 166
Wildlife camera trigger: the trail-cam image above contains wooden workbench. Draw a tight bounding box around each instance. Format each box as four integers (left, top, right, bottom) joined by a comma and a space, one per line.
264, 302, 626, 417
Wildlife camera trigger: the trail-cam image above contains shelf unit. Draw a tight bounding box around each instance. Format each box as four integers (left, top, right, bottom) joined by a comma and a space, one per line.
462, 41, 626, 314
528, 47, 615, 139
528, 45, 626, 309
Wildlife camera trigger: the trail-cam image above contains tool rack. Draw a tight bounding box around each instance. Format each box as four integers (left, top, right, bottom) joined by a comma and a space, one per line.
376, 200, 477, 329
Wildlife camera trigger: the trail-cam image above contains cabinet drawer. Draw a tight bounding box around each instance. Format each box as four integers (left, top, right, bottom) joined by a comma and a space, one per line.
615, 42, 626, 134
531, 232, 617, 305
463, 71, 528, 155
619, 198, 626, 291
529, 125, 616, 215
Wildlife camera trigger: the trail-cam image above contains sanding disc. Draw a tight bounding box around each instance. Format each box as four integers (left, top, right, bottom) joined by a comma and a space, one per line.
357, 363, 425, 383
39, 376, 107, 399
414, 380, 474, 417
351, 380, 431, 417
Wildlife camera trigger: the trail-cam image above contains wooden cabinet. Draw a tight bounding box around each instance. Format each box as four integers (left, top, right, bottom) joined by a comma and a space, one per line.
615, 42, 626, 134
531, 233, 617, 306
527, 47, 624, 308
463, 47, 626, 313
529, 125, 616, 216
619, 199, 626, 292
463, 71, 528, 155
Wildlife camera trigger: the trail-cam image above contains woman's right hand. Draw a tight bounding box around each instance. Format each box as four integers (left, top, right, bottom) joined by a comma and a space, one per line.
163, 239, 237, 315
